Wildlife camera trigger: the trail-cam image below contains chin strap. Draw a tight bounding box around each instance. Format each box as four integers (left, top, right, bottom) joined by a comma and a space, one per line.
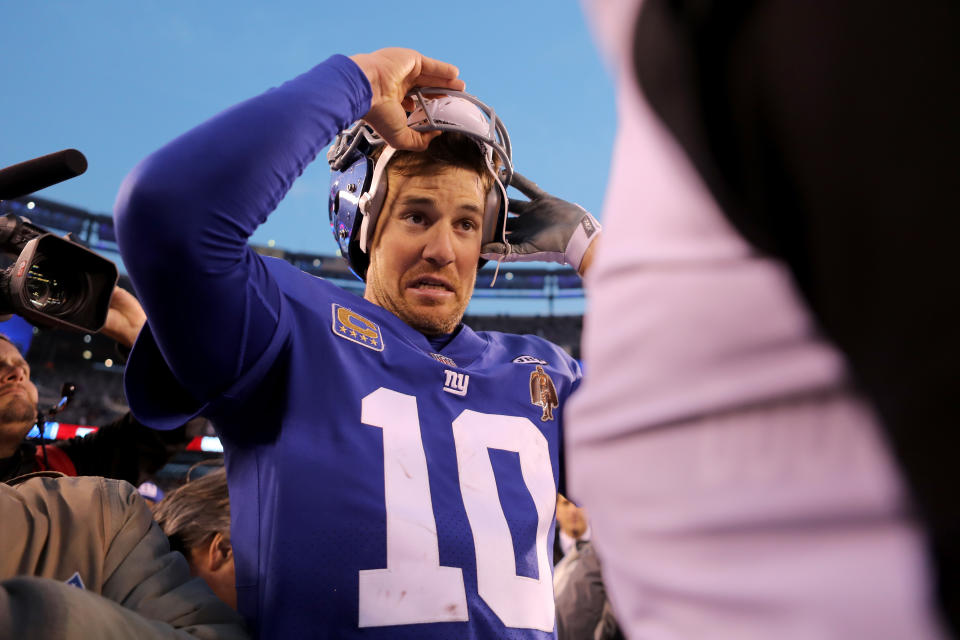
489, 254, 504, 287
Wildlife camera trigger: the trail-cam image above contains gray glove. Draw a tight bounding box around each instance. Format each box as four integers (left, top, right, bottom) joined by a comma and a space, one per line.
481, 173, 601, 272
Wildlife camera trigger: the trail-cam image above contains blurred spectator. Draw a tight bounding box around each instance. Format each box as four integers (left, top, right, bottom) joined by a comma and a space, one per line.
154, 467, 236, 610
0, 288, 191, 484
553, 497, 622, 640
0, 471, 246, 639
555, 493, 591, 561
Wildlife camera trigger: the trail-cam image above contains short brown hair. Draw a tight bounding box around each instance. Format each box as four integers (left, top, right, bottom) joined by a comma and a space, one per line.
377, 132, 495, 194
154, 468, 230, 556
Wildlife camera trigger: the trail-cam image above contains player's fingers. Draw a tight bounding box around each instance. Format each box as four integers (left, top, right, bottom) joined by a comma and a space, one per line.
481, 241, 508, 255
509, 172, 548, 200
505, 216, 537, 235
390, 128, 441, 152
415, 56, 463, 87
508, 199, 531, 214
480, 246, 528, 262
415, 76, 467, 93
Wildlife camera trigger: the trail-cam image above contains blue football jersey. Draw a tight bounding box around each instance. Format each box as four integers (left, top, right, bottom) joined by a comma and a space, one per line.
175, 260, 580, 638
115, 53, 583, 639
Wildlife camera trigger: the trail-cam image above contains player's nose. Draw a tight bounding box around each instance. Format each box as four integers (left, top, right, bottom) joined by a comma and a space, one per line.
422, 224, 456, 267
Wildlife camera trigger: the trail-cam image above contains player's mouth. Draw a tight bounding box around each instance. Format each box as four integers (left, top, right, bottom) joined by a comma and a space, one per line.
407, 276, 455, 300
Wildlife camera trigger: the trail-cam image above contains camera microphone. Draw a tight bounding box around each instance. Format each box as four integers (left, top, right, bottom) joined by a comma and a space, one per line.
0, 149, 88, 200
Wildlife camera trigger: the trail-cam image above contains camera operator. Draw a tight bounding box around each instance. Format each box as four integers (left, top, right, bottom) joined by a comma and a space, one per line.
0, 286, 191, 483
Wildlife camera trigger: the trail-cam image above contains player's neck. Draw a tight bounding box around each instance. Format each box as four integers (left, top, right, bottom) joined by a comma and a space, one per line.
425, 329, 456, 351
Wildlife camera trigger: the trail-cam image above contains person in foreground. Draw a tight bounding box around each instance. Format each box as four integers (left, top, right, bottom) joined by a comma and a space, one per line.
565, 0, 946, 638
0, 472, 247, 639
114, 47, 599, 639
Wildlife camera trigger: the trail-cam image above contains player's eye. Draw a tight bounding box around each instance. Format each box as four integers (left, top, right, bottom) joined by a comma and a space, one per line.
404, 212, 426, 225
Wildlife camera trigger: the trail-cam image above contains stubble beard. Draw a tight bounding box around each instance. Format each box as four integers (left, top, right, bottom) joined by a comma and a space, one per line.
0, 396, 38, 440
366, 270, 474, 336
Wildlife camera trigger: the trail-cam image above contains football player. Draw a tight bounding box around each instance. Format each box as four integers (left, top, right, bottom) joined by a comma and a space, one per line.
114, 48, 600, 639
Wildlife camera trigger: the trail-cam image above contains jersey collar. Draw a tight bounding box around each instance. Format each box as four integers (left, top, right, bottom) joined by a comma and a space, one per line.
351, 296, 489, 368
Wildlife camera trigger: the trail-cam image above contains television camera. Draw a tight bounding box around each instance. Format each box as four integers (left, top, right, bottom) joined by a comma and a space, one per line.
0, 150, 118, 332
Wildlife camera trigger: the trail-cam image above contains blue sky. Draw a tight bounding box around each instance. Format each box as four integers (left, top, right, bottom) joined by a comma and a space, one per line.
1, 1, 615, 313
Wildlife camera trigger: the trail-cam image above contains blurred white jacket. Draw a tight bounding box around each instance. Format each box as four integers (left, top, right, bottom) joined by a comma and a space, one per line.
565, 1, 945, 638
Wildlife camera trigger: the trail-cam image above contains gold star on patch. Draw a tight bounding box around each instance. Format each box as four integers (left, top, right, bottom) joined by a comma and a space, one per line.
350, 329, 357, 338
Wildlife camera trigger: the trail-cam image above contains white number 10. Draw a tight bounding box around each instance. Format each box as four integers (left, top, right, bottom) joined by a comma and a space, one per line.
358, 387, 556, 631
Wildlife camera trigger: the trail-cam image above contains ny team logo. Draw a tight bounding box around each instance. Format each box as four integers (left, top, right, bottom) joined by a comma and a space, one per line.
529, 365, 558, 421
331, 304, 384, 351
443, 369, 469, 396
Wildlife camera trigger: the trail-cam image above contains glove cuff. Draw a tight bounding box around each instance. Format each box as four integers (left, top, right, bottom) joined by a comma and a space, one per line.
564, 211, 602, 271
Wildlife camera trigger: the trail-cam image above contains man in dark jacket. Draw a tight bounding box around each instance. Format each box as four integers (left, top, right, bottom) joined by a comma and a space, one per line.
0, 287, 189, 483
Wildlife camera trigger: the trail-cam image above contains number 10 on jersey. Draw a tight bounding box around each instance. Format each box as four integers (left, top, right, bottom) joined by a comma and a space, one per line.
359, 387, 557, 631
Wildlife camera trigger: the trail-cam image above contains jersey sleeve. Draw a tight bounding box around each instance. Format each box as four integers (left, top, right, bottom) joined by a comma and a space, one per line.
114, 55, 371, 428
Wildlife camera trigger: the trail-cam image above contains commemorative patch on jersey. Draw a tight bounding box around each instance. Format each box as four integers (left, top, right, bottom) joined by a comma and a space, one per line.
513, 354, 548, 365
529, 365, 559, 422
331, 304, 384, 351
430, 352, 458, 367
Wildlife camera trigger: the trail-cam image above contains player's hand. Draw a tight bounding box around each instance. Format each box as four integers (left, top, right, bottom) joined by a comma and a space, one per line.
99, 286, 147, 349
481, 173, 602, 276
349, 48, 465, 151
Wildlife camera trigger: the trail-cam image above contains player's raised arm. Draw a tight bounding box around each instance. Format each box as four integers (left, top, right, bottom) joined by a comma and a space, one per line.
114, 56, 373, 407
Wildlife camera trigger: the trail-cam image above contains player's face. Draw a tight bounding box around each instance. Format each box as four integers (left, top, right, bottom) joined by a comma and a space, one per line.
0, 340, 38, 444
364, 166, 485, 335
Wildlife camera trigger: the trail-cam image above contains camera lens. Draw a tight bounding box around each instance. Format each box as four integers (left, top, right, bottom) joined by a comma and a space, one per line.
24, 259, 85, 316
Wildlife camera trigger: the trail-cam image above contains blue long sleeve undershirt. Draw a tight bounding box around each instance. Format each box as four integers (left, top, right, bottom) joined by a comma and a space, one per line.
114, 55, 371, 404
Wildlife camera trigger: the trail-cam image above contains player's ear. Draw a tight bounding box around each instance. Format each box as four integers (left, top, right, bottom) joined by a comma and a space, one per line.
206, 531, 233, 572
